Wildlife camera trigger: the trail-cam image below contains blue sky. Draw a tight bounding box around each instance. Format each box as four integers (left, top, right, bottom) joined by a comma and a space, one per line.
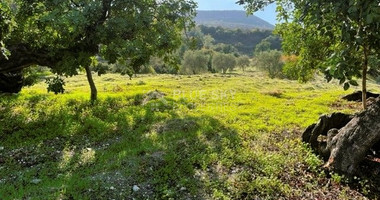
194, 0, 277, 25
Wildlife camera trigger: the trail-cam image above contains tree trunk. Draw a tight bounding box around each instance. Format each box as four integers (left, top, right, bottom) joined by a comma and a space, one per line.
362, 45, 368, 109
0, 71, 23, 93
84, 65, 97, 103
324, 99, 380, 174
303, 99, 380, 175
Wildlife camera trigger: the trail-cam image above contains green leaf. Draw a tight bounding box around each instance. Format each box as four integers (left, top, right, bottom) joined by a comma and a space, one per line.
339, 77, 346, 85
349, 80, 359, 86
343, 82, 350, 90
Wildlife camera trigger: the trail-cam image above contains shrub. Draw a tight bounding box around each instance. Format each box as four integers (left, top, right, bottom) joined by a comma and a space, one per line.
256, 50, 284, 78
180, 50, 209, 75
282, 55, 314, 82
237, 55, 250, 72
212, 53, 237, 74
46, 76, 65, 94
140, 65, 156, 74
149, 57, 178, 74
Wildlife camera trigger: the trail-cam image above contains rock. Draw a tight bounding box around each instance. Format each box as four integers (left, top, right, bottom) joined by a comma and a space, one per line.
30, 179, 42, 184
180, 187, 186, 191
110, 186, 115, 190
0, 146, 4, 151
342, 91, 380, 102
303, 98, 380, 174
132, 185, 140, 192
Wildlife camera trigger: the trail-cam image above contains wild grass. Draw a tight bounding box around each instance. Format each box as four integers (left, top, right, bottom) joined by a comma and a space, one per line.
0, 71, 376, 199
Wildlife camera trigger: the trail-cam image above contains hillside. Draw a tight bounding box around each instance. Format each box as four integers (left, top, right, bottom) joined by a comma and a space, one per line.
198, 25, 280, 55
195, 10, 275, 30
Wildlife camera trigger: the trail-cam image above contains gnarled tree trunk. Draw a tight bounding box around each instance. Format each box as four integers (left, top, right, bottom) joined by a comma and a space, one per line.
303, 98, 380, 174
324, 99, 380, 174
0, 71, 23, 93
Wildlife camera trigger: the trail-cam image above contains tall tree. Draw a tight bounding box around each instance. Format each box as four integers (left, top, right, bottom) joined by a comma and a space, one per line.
239, 0, 380, 175
0, 0, 196, 101
238, 0, 380, 109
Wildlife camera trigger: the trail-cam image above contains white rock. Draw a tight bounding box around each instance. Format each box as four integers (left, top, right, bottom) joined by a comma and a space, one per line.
110, 186, 115, 190
0, 146, 4, 150
180, 187, 186, 191
132, 185, 140, 192
31, 179, 42, 184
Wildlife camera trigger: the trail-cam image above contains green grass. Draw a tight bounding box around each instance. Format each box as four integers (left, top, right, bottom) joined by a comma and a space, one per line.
0, 71, 376, 199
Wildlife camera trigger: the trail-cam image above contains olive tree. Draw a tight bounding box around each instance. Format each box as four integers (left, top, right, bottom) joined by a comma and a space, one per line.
237, 55, 250, 72
212, 53, 237, 74
256, 50, 283, 78
180, 50, 209, 74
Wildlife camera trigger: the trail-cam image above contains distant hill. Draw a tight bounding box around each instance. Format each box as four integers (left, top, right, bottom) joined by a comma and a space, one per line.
195, 10, 274, 30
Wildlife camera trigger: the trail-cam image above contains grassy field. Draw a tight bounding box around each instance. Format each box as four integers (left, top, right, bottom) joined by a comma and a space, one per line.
0, 70, 378, 199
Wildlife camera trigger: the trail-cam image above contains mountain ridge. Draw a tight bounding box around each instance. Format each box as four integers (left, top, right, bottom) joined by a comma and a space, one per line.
195, 10, 275, 30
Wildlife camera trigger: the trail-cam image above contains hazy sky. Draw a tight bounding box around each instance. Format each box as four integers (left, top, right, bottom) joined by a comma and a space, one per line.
194, 0, 277, 25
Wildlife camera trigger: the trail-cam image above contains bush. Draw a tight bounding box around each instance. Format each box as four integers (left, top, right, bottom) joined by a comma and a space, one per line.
212, 53, 237, 74
256, 50, 284, 78
180, 50, 209, 75
140, 65, 156, 74
282, 55, 314, 82
149, 57, 177, 74
237, 55, 250, 72
46, 76, 65, 94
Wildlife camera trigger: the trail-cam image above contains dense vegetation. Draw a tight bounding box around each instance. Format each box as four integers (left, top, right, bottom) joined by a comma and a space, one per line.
0, 0, 196, 101
199, 25, 281, 56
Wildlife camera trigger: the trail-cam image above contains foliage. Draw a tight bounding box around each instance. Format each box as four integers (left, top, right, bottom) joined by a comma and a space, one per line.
0, 0, 197, 99
180, 50, 209, 74
199, 25, 279, 55
239, 0, 380, 108
139, 65, 156, 75
46, 76, 65, 94
212, 53, 237, 74
256, 50, 284, 78
237, 55, 251, 72
282, 55, 314, 82
254, 39, 271, 55
254, 35, 282, 55
212, 43, 239, 56
22, 66, 50, 87
0, 1, 13, 58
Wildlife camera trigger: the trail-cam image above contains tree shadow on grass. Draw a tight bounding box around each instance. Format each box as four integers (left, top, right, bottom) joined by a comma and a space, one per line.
0, 93, 243, 199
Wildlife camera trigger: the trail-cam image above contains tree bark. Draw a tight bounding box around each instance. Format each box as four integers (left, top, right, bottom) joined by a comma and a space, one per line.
302, 112, 353, 159
324, 99, 380, 174
84, 65, 97, 103
302, 98, 380, 174
362, 45, 368, 109
0, 71, 23, 93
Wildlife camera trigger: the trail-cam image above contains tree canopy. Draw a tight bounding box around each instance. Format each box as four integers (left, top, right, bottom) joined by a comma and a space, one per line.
0, 0, 196, 99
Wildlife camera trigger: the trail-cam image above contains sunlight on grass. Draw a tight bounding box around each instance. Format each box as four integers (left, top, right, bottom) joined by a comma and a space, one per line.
0, 71, 372, 199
